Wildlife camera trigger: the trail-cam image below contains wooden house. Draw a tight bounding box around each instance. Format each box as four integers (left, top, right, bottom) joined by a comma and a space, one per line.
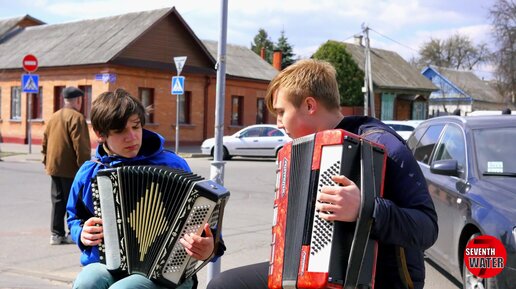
421, 66, 509, 116
342, 39, 437, 120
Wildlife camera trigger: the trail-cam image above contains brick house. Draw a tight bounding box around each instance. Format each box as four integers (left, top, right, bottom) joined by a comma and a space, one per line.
0, 7, 278, 147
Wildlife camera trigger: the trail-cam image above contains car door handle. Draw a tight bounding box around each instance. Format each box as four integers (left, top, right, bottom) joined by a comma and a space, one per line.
253, 140, 259, 142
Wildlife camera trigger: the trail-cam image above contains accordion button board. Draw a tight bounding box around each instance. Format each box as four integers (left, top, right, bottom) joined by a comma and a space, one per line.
92, 165, 230, 288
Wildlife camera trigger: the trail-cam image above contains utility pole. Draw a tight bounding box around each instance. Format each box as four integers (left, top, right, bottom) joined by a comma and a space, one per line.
208, 0, 228, 282
362, 24, 375, 117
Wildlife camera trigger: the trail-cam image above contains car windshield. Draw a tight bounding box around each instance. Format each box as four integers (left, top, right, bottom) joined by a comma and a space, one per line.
473, 127, 516, 176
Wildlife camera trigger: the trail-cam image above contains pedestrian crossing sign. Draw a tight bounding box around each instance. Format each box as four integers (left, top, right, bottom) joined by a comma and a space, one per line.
171, 76, 185, 95
22, 74, 39, 93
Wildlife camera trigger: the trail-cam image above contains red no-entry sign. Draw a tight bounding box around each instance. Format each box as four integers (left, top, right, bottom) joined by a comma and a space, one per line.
22, 54, 38, 72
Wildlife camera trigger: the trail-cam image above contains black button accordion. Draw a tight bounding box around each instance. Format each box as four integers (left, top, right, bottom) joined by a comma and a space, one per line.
91, 165, 230, 288
269, 129, 387, 289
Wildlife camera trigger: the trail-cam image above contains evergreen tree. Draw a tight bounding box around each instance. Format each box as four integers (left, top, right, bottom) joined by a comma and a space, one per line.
312, 40, 364, 106
275, 30, 295, 69
251, 28, 274, 63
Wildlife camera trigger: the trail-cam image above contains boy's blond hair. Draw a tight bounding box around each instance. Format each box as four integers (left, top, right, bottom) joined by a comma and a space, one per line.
265, 59, 340, 113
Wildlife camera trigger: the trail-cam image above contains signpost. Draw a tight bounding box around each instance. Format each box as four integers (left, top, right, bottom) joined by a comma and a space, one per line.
173, 56, 187, 154
22, 54, 39, 154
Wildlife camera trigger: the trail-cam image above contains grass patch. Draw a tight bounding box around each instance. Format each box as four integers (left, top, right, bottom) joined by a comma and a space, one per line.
0, 152, 23, 158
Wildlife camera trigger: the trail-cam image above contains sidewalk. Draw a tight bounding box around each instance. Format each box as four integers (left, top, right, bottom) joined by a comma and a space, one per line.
0, 142, 204, 162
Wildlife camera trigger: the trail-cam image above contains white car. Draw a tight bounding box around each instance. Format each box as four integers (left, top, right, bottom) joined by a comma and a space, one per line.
200, 124, 292, 160
382, 120, 423, 140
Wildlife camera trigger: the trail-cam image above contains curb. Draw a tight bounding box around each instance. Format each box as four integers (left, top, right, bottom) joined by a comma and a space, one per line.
0, 152, 207, 162
177, 153, 206, 158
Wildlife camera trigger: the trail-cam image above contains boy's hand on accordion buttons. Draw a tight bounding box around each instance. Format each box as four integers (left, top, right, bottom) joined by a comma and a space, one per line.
316, 175, 360, 222
180, 223, 214, 261
81, 217, 104, 246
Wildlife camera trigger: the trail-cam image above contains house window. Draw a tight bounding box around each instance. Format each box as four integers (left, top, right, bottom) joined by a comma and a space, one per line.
139, 88, 154, 123
78, 85, 92, 120
28, 87, 43, 119
54, 86, 65, 112
256, 98, 267, 124
231, 95, 244, 126
381, 92, 395, 120
412, 101, 427, 120
10, 86, 22, 120
179, 91, 191, 124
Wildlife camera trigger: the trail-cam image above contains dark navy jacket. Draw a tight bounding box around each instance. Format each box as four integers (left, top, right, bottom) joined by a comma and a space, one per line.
336, 116, 438, 289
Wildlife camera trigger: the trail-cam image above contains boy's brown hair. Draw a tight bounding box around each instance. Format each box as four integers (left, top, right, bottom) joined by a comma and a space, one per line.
91, 88, 146, 137
265, 59, 340, 113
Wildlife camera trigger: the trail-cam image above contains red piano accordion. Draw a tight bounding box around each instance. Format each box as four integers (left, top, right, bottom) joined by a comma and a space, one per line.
269, 129, 387, 289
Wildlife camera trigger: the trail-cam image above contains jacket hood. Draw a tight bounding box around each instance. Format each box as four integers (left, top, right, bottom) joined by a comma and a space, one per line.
94, 129, 165, 167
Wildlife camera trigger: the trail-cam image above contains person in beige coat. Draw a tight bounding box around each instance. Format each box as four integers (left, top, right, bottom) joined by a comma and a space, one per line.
42, 86, 91, 245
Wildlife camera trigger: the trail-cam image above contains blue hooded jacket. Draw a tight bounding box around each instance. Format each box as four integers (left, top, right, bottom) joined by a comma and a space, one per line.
66, 129, 192, 266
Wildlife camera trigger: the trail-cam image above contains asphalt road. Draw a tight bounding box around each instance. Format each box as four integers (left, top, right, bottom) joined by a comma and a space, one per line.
0, 153, 460, 289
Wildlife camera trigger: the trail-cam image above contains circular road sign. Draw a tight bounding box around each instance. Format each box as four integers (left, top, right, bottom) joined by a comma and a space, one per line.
22, 54, 38, 72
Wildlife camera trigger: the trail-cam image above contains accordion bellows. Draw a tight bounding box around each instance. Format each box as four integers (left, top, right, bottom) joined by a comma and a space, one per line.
92, 166, 230, 288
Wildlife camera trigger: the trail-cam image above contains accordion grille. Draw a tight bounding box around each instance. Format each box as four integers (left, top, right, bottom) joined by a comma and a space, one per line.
128, 181, 169, 261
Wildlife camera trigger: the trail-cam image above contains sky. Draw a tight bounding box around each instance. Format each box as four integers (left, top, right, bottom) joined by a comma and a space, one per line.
0, 0, 498, 79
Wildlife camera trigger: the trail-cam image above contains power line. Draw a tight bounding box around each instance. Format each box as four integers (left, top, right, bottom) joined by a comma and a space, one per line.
369, 27, 420, 54
342, 31, 363, 42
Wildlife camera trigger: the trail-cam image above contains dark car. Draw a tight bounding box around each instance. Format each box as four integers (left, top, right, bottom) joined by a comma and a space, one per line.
406, 115, 516, 289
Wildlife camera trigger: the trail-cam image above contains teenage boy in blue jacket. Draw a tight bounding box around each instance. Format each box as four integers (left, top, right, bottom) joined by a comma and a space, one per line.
207, 59, 438, 289
67, 88, 223, 289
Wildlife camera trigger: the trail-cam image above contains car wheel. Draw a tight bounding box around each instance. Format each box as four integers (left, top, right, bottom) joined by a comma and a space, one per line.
222, 147, 232, 160
210, 147, 232, 160
462, 233, 490, 289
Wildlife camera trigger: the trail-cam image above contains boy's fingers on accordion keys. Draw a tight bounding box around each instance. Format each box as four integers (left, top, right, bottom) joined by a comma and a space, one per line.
84, 217, 103, 227
80, 229, 104, 246
180, 232, 214, 261
317, 176, 361, 222
331, 174, 353, 185
203, 223, 213, 237
80, 217, 104, 246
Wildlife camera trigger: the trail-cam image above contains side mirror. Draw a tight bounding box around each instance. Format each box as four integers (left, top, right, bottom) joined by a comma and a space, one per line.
430, 159, 459, 177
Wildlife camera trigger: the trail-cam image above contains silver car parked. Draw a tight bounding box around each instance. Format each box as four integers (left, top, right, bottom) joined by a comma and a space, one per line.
200, 124, 292, 160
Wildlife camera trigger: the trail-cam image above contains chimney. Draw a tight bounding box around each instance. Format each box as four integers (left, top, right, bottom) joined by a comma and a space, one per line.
273, 50, 283, 71
354, 34, 363, 46
260, 47, 266, 60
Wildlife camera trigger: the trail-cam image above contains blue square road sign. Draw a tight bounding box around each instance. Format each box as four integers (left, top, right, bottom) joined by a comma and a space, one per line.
171, 76, 185, 95
22, 74, 39, 93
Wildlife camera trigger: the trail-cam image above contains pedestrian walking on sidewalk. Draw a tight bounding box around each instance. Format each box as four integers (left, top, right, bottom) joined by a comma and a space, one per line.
42, 86, 91, 245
